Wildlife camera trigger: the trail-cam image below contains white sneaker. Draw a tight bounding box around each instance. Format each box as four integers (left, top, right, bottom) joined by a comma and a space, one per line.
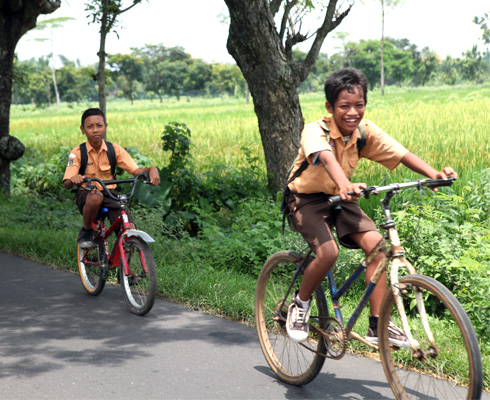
286, 291, 311, 342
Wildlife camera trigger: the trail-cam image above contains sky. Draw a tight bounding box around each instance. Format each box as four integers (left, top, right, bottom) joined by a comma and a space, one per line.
15, 0, 490, 68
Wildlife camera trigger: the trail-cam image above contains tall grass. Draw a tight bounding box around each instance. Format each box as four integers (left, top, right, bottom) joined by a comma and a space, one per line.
10, 84, 490, 195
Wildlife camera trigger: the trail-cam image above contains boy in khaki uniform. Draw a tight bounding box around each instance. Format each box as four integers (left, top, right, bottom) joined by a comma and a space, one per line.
63, 108, 160, 249
285, 68, 457, 344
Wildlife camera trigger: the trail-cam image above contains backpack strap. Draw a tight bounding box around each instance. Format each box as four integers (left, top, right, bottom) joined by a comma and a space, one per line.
77, 140, 117, 178
79, 142, 88, 176
356, 122, 367, 156
105, 141, 117, 179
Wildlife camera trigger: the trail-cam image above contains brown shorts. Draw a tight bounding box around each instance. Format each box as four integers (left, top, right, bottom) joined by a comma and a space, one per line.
287, 192, 377, 252
75, 188, 134, 226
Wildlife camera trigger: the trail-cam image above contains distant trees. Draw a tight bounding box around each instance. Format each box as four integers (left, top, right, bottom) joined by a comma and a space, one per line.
12, 44, 246, 105
11, 38, 490, 108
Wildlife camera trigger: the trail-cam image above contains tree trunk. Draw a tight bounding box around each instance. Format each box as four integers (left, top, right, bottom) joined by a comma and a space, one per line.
0, 0, 60, 195
225, 0, 350, 193
380, 0, 385, 97
97, 0, 109, 122
225, 0, 304, 193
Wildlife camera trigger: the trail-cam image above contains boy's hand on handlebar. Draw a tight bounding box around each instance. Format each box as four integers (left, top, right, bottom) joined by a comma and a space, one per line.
339, 182, 367, 202
436, 167, 458, 180
431, 167, 458, 191
148, 167, 160, 186
70, 174, 85, 186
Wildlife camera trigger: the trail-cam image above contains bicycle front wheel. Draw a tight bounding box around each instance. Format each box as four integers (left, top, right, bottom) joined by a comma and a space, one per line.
255, 250, 329, 386
120, 237, 157, 316
77, 238, 106, 296
378, 274, 483, 400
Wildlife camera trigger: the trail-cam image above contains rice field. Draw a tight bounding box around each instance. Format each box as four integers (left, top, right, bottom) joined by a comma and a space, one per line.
9, 83, 490, 192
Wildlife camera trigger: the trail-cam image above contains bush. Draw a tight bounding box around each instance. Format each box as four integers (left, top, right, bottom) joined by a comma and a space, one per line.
385, 169, 490, 339
11, 146, 72, 201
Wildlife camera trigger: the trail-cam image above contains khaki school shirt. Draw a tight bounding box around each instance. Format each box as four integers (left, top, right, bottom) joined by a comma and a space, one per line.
288, 117, 409, 195
63, 141, 139, 190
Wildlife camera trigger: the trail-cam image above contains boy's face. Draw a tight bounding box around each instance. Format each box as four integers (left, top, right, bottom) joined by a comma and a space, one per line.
80, 115, 107, 148
325, 87, 365, 136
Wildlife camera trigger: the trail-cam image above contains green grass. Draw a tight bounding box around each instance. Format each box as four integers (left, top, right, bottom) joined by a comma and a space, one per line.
5, 84, 490, 391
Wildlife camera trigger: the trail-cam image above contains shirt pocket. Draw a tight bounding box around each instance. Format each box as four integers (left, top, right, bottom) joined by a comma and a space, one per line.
99, 163, 112, 180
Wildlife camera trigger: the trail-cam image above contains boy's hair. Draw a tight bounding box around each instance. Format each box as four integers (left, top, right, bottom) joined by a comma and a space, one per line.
81, 108, 106, 127
324, 68, 369, 107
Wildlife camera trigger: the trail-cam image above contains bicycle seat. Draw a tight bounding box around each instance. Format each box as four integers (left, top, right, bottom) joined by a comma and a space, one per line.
95, 207, 109, 220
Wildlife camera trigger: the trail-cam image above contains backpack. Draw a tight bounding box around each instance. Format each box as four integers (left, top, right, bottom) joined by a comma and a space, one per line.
79, 140, 117, 179
280, 121, 367, 233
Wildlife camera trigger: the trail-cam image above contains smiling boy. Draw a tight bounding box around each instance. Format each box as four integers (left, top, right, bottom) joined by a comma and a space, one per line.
63, 108, 160, 249
285, 68, 457, 344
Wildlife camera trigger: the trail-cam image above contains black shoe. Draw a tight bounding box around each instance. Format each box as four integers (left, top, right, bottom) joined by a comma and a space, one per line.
78, 228, 95, 249
365, 315, 410, 349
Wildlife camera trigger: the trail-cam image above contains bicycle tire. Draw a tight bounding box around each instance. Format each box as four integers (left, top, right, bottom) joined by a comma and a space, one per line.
255, 250, 329, 386
378, 273, 483, 400
120, 237, 157, 316
77, 238, 106, 296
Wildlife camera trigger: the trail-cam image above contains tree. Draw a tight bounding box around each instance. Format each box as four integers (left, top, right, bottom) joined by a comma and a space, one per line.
413, 47, 438, 86
474, 11, 490, 45
224, 0, 353, 193
31, 17, 75, 108
0, 0, 60, 195
459, 45, 484, 83
378, 0, 403, 96
85, 0, 145, 117
108, 53, 144, 103
133, 44, 169, 102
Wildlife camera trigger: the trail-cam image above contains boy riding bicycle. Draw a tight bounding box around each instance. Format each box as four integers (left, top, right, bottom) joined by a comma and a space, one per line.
285, 68, 457, 345
63, 108, 160, 249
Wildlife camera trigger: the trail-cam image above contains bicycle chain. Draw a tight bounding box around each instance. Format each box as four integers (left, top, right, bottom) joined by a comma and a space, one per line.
306, 316, 347, 360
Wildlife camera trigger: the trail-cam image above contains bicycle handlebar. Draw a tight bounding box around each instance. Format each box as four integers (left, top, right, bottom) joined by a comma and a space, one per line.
82, 172, 151, 203
327, 177, 457, 206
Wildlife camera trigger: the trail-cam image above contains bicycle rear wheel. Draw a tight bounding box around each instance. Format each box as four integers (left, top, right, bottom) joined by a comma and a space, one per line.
378, 274, 482, 400
255, 250, 329, 386
77, 238, 106, 296
120, 237, 157, 316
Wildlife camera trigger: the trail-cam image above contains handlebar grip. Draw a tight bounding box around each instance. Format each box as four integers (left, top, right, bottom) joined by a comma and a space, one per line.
425, 177, 457, 188
328, 195, 342, 205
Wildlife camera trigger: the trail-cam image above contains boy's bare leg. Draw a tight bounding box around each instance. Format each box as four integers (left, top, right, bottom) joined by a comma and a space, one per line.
349, 230, 387, 315
298, 240, 338, 301
83, 191, 104, 229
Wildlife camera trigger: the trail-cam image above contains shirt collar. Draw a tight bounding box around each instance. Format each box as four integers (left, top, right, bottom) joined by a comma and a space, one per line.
85, 140, 107, 153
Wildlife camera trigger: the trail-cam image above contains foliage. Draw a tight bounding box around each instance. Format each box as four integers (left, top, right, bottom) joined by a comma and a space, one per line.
10, 146, 71, 201
474, 11, 490, 45
161, 122, 193, 174
107, 53, 144, 103
383, 169, 490, 339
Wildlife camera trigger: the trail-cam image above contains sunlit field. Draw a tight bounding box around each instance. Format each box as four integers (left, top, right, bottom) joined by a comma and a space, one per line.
9, 83, 490, 193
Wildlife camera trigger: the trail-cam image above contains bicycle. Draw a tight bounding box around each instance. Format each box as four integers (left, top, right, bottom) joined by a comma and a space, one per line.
76, 173, 158, 316
255, 178, 483, 399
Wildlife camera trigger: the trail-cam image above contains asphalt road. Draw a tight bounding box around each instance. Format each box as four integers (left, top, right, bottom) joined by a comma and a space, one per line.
0, 252, 487, 400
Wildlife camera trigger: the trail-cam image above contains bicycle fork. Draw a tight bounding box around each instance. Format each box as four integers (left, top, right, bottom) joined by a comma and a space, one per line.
387, 225, 437, 360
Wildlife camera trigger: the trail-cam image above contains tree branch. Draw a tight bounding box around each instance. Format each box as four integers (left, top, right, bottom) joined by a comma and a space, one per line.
299, 0, 353, 78
269, 0, 283, 16
119, 0, 144, 14
278, 0, 298, 42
